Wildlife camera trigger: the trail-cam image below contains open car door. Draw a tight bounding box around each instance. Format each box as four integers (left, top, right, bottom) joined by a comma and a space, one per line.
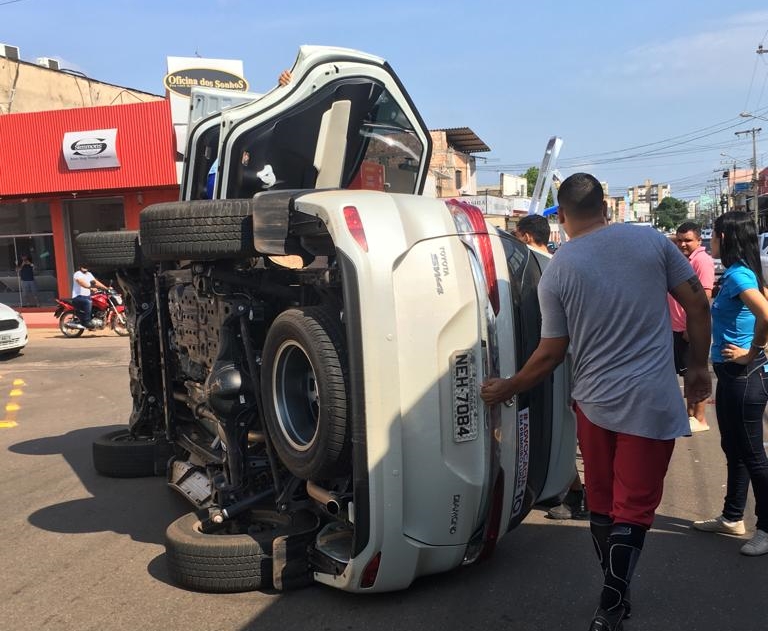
209, 46, 433, 200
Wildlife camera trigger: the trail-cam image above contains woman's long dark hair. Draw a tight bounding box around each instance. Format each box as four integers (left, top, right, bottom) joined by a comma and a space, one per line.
713, 211, 765, 291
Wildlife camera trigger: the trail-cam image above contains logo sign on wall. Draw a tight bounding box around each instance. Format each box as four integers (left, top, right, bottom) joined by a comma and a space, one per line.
62, 128, 119, 170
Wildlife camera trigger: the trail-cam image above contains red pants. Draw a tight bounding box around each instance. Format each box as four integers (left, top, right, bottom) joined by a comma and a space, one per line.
575, 403, 675, 528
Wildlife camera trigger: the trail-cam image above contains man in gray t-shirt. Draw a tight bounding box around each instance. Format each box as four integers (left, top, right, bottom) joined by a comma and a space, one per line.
480, 173, 711, 631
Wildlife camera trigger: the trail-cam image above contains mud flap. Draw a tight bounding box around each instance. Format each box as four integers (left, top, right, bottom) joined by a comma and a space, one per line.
272, 527, 319, 591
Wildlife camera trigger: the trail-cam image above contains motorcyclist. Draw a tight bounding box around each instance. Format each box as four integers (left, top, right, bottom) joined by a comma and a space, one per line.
71, 264, 109, 329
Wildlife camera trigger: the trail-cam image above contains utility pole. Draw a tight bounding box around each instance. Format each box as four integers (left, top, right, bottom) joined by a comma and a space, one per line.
735, 127, 761, 226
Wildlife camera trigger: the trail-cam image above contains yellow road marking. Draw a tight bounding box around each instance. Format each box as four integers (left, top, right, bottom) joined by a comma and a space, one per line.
0, 376, 23, 429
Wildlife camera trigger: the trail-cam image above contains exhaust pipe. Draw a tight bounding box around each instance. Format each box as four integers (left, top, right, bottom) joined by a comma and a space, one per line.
247, 430, 266, 444
306, 480, 342, 515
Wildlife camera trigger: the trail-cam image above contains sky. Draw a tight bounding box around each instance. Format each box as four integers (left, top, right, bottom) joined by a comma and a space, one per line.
3, 0, 768, 201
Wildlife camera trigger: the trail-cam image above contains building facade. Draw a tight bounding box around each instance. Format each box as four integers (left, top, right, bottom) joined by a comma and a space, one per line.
627, 179, 671, 222
0, 48, 161, 114
424, 128, 489, 198
0, 101, 178, 307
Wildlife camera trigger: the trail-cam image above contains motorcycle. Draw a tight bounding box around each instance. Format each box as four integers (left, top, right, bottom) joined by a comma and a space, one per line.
54, 288, 129, 337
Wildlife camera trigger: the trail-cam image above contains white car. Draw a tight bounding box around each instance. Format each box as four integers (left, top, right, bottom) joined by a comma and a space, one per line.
0, 303, 28, 356
85, 46, 575, 593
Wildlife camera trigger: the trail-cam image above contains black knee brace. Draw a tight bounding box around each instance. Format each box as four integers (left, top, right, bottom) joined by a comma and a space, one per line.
590, 512, 612, 573
600, 522, 646, 612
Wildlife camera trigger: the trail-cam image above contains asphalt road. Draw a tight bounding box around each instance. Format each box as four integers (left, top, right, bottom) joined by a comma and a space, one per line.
0, 329, 766, 631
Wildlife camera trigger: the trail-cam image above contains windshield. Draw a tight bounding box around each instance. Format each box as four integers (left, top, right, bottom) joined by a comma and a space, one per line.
225, 78, 425, 198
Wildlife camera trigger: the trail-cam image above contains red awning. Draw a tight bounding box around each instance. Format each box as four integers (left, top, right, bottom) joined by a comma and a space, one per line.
0, 100, 178, 197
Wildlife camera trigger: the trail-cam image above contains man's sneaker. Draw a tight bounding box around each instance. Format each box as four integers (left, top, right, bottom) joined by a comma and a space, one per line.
546, 489, 587, 520
547, 502, 574, 519
572, 494, 590, 521
689, 416, 710, 433
588, 605, 626, 631
740, 529, 768, 556
692, 515, 746, 536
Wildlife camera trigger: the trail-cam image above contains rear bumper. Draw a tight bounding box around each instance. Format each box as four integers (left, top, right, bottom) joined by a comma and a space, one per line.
306, 195, 516, 591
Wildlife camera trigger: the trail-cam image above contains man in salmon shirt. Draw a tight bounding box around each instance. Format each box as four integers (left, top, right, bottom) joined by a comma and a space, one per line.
668, 221, 715, 432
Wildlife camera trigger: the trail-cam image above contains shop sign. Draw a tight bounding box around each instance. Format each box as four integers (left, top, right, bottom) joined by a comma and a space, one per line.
62, 128, 120, 170
163, 68, 249, 98
166, 57, 246, 175
458, 195, 514, 216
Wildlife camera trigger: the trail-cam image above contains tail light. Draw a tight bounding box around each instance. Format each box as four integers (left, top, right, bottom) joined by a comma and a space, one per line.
344, 205, 368, 252
360, 552, 381, 588
446, 200, 499, 314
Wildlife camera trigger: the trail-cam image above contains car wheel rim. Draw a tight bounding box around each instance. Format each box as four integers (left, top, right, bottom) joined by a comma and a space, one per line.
272, 341, 320, 452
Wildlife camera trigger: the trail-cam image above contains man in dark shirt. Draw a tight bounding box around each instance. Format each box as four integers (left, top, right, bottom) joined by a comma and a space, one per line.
16, 255, 38, 307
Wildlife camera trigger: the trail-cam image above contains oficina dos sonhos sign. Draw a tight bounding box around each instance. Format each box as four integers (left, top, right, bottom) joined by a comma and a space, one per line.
163, 68, 249, 98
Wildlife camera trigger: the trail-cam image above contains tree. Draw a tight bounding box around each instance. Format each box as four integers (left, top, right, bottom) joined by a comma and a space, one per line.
654, 196, 688, 231
521, 166, 553, 207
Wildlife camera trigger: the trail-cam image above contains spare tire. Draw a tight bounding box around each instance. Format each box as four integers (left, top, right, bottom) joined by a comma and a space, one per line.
165, 509, 318, 593
92, 428, 169, 477
75, 231, 143, 271
261, 307, 350, 480
140, 200, 257, 261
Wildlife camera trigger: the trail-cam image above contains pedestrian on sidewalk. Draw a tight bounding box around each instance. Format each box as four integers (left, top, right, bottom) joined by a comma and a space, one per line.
480, 172, 711, 631
668, 221, 715, 433
16, 254, 39, 307
692, 210, 768, 556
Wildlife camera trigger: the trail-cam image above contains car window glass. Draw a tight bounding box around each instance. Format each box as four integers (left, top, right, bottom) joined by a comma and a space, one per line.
190, 125, 221, 200
225, 78, 424, 198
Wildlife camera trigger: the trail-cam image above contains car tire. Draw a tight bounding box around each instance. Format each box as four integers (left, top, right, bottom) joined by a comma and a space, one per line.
261, 307, 350, 480
75, 231, 144, 270
92, 429, 167, 478
164, 509, 317, 593
140, 200, 257, 261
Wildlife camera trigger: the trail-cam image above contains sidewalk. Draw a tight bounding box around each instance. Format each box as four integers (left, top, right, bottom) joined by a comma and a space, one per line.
20, 308, 59, 329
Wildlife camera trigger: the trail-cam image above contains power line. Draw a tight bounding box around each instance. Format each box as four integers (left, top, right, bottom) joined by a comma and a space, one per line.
478, 114, 757, 173
743, 45, 763, 113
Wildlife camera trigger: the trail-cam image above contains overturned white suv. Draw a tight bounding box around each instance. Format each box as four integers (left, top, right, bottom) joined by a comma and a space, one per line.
83, 46, 575, 594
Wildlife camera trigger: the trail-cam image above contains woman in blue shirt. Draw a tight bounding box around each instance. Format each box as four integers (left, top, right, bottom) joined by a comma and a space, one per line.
693, 211, 768, 556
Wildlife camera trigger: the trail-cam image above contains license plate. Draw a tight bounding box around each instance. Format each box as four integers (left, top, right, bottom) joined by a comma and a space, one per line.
451, 349, 478, 442
0, 334, 11, 342
113, 295, 123, 305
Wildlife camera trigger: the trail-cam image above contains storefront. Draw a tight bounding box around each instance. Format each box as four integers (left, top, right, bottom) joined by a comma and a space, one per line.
0, 100, 178, 308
